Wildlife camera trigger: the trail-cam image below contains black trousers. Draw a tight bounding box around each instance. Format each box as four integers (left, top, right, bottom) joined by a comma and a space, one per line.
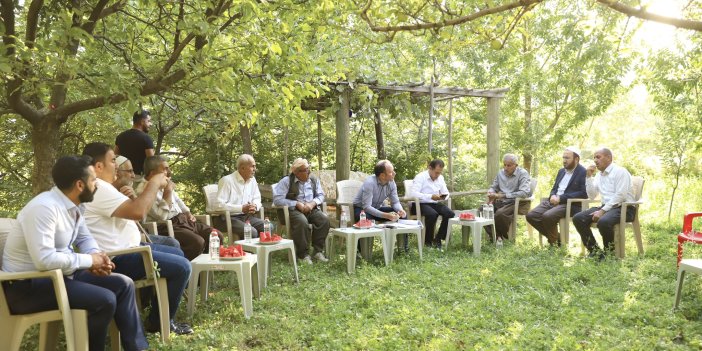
411, 202, 455, 243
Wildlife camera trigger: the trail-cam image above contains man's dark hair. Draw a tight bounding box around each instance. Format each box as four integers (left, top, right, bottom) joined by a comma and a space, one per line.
429, 159, 445, 169
374, 160, 389, 177
144, 155, 167, 177
52, 155, 92, 190
133, 109, 150, 124
82, 142, 112, 165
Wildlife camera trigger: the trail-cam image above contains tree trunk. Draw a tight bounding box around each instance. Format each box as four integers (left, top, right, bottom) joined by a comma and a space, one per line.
240, 123, 252, 156
521, 27, 534, 174
374, 108, 386, 160
31, 118, 62, 195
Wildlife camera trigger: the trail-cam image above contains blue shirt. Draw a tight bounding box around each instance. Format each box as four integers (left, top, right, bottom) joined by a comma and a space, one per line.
272, 175, 325, 207
353, 175, 403, 218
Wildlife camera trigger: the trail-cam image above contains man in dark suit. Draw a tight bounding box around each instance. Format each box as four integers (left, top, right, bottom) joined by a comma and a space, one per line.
526, 146, 587, 246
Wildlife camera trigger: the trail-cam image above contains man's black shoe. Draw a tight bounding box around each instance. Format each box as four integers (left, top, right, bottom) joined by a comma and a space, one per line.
145, 320, 194, 335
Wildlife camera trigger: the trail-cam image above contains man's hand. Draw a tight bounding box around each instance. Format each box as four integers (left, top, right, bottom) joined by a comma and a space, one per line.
586, 165, 597, 177
150, 173, 169, 189
89, 252, 115, 276
295, 201, 310, 214
431, 194, 442, 201
384, 212, 399, 222
549, 195, 560, 206
119, 185, 136, 199
591, 209, 605, 222
184, 211, 196, 222
242, 203, 257, 214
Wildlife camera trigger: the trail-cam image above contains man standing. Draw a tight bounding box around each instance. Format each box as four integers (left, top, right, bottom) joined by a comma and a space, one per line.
486, 154, 532, 241
1, 156, 148, 350
214, 154, 264, 238
115, 110, 155, 177
572, 148, 634, 260
114, 155, 180, 249
82, 142, 194, 335
273, 158, 329, 265
526, 147, 587, 246
410, 159, 455, 249
140, 155, 217, 260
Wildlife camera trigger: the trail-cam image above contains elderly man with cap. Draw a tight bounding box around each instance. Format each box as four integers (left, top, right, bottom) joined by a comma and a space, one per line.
526, 146, 587, 246
113, 155, 181, 249
273, 158, 329, 265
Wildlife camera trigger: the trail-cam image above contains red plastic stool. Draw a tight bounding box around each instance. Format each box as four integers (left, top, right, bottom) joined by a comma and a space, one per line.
678, 212, 702, 267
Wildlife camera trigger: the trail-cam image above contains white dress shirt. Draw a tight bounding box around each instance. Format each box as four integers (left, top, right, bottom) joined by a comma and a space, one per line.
411, 170, 450, 203
556, 169, 574, 196
136, 181, 189, 221
2, 187, 98, 275
84, 178, 141, 252
586, 163, 635, 212
214, 171, 262, 214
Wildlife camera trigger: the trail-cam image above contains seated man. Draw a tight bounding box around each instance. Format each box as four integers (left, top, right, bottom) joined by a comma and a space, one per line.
82, 142, 194, 335
486, 154, 532, 241
410, 159, 455, 249
526, 147, 587, 246
139, 155, 219, 260
214, 154, 264, 238
1, 156, 148, 351
353, 160, 408, 252
573, 147, 635, 260
114, 155, 180, 248
272, 158, 329, 264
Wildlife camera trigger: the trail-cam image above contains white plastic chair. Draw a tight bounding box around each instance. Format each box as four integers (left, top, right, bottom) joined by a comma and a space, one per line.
203, 184, 263, 243
674, 259, 702, 309
507, 178, 537, 242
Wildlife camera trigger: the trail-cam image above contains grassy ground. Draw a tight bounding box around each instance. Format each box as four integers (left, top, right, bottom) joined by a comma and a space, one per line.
20, 222, 702, 350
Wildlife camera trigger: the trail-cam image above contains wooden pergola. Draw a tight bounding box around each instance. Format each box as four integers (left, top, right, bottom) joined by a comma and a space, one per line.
321, 82, 509, 189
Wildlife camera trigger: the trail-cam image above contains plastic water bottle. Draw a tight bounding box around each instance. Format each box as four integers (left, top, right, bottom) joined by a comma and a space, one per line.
209, 231, 220, 260
486, 204, 494, 219
360, 210, 366, 223
244, 220, 252, 243
496, 237, 503, 249
340, 209, 349, 228
263, 217, 271, 234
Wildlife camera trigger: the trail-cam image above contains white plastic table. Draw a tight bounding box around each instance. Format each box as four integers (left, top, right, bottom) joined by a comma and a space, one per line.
187, 253, 259, 319
382, 223, 423, 263
446, 214, 496, 256
326, 227, 388, 273
235, 238, 299, 291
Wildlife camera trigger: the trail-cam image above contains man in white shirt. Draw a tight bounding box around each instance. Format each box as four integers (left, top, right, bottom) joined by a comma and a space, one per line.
1, 155, 148, 350
410, 159, 455, 249
82, 142, 194, 335
214, 154, 264, 237
572, 148, 635, 260
140, 155, 218, 260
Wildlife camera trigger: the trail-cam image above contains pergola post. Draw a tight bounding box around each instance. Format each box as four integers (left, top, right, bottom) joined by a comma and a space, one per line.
486, 97, 501, 185
336, 88, 351, 181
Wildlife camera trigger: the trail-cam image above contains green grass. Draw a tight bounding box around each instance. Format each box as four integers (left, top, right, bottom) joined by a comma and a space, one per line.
20, 222, 702, 350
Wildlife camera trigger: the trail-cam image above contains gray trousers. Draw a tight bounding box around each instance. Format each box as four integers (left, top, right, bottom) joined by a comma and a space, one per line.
288, 208, 329, 257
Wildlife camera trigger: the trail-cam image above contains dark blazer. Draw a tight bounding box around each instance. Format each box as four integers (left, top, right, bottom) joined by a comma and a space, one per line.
549, 164, 587, 205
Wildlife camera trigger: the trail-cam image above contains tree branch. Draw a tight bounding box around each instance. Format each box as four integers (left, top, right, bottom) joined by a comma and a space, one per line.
360, 0, 544, 32
596, 0, 702, 32
24, 0, 43, 49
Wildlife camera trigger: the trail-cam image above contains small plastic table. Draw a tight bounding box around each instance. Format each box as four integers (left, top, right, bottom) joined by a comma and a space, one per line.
383, 224, 423, 263
326, 227, 388, 274
235, 238, 299, 291
187, 253, 259, 319
446, 212, 496, 256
